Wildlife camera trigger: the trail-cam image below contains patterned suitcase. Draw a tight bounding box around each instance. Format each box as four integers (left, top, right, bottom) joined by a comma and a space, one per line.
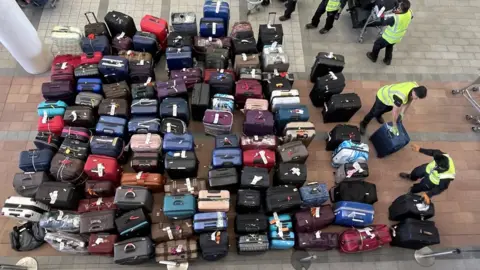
212, 93, 235, 113
155, 239, 198, 262
237, 234, 269, 255
300, 183, 329, 207
334, 201, 374, 227
51, 26, 83, 55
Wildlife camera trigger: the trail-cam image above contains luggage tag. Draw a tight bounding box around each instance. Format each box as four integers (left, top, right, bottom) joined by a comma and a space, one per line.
251, 175, 263, 185
315, 230, 322, 239
49, 190, 58, 204
172, 104, 178, 117
357, 227, 375, 239
145, 133, 152, 144
217, 212, 224, 228
92, 163, 105, 177
186, 178, 194, 192
163, 226, 174, 240
215, 0, 221, 12
109, 102, 118, 116
250, 69, 256, 78
258, 150, 268, 164
61, 62, 68, 70
42, 111, 48, 124
57, 210, 64, 220
117, 32, 125, 40
242, 53, 247, 61
290, 167, 301, 176
311, 207, 321, 218
328, 71, 338, 80
346, 162, 364, 178
144, 77, 152, 86
212, 23, 217, 35
211, 231, 221, 244
213, 113, 220, 124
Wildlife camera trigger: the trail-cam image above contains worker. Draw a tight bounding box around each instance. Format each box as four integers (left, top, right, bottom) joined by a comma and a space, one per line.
359, 81, 427, 135
279, 0, 298, 21
366, 0, 413, 65
304, 0, 347, 34
399, 144, 456, 204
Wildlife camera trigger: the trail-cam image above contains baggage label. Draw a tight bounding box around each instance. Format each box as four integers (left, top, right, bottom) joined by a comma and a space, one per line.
57, 210, 64, 220
145, 133, 152, 144
213, 113, 219, 124
109, 103, 117, 116
173, 104, 178, 117
42, 111, 48, 124
215, 1, 221, 13
117, 32, 125, 39
259, 150, 268, 164
163, 226, 174, 240
49, 190, 58, 204
315, 230, 321, 238
167, 123, 172, 132
186, 178, 193, 192
251, 175, 263, 185
212, 23, 217, 35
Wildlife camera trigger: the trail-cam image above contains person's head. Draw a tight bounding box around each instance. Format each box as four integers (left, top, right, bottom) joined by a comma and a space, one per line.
396, 0, 411, 13
434, 154, 449, 173
412, 86, 427, 100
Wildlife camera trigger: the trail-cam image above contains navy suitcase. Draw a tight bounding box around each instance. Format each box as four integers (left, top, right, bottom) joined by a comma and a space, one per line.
333, 201, 374, 227
299, 182, 329, 207
159, 98, 190, 125
370, 121, 410, 158
77, 78, 102, 93
212, 148, 242, 168
274, 105, 310, 133
199, 17, 226, 38
98, 56, 129, 83
128, 117, 161, 134
81, 35, 111, 55
166, 47, 193, 70
163, 132, 194, 152
130, 99, 159, 117
19, 149, 54, 172
133, 31, 159, 56
203, 1, 230, 32
90, 136, 125, 159
95, 116, 127, 137
215, 134, 239, 148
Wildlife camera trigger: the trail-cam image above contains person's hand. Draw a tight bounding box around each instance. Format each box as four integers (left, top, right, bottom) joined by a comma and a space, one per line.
389, 125, 399, 136
397, 112, 404, 122
420, 192, 431, 204
335, 12, 341, 20
410, 144, 420, 152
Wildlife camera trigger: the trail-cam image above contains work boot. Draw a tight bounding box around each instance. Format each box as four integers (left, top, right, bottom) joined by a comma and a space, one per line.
366, 52, 377, 63
399, 173, 411, 179
359, 121, 367, 135
383, 59, 391, 65
305, 23, 317, 29
319, 28, 329, 34
279, 16, 290, 21
376, 116, 385, 124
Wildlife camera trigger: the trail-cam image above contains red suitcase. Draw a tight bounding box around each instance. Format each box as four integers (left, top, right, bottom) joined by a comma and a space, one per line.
53, 54, 81, 68
240, 135, 278, 151
140, 15, 169, 51
37, 116, 64, 135
339, 224, 392, 253
77, 197, 118, 213
88, 233, 118, 256
235, 79, 263, 107
81, 52, 103, 65
243, 149, 276, 170
84, 155, 122, 182
51, 61, 75, 82
203, 69, 236, 83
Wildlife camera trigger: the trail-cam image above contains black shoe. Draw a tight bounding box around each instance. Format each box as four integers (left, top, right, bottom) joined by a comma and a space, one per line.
383, 59, 391, 65
366, 52, 377, 63
359, 121, 367, 135
279, 16, 290, 21
319, 28, 329, 34
399, 173, 411, 179
376, 116, 385, 124
305, 23, 317, 29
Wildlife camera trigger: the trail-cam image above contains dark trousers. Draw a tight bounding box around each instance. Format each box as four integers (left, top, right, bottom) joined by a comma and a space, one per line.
284, 0, 298, 18
371, 37, 394, 62
408, 163, 451, 196
311, 0, 337, 30
362, 96, 392, 124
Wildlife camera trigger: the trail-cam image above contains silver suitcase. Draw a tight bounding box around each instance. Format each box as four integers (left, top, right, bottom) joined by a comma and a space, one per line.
262, 45, 289, 72
270, 89, 300, 112
334, 162, 369, 184
2, 196, 50, 222
283, 121, 316, 147
51, 26, 83, 55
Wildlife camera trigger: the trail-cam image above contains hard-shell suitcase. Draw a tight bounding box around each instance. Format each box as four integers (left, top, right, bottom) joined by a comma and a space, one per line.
199, 231, 229, 261
49, 154, 87, 184
42, 81, 76, 104
297, 231, 339, 250
155, 239, 198, 262
235, 213, 268, 234
390, 219, 440, 249
332, 140, 369, 168
114, 237, 154, 265
120, 173, 164, 192
131, 98, 158, 117
266, 185, 302, 213
212, 148, 243, 168
44, 231, 88, 254
237, 234, 269, 255
19, 149, 54, 172
205, 49, 230, 69
157, 79, 188, 102
310, 72, 345, 106
300, 183, 329, 207
240, 135, 277, 151
270, 89, 300, 112
63, 106, 95, 128
310, 52, 345, 82
239, 68, 262, 81
160, 118, 187, 136
244, 98, 269, 111
164, 150, 198, 179
269, 213, 293, 232
98, 99, 129, 119
84, 155, 122, 182
130, 152, 160, 173
269, 231, 294, 250
51, 26, 84, 56
333, 201, 374, 227
235, 79, 263, 107
243, 149, 275, 170
140, 15, 169, 50
98, 56, 129, 82
96, 116, 127, 137
128, 117, 161, 134
388, 194, 435, 221
34, 132, 61, 152
35, 182, 81, 210
295, 206, 335, 233
231, 21, 254, 39
88, 234, 118, 255
203, 0, 230, 31
84, 12, 111, 40
208, 167, 238, 190
322, 93, 362, 123
159, 97, 190, 125
236, 189, 261, 213
81, 35, 111, 56
194, 212, 228, 232
167, 34, 193, 48
166, 47, 194, 70
80, 52, 103, 65
215, 134, 239, 148
171, 12, 198, 36
151, 220, 193, 243
370, 122, 410, 158
334, 162, 369, 184
37, 116, 64, 136
115, 208, 150, 238
331, 181, 378, 204
85, 181, 116, 198
162, 132, 194, 152
232, 38, 257, 56
326, 124, 361, 151
275, 105, 310, 133
76, 78, 102, 93
240, 166, 270, 191
203, 110, 233, 135
104, 11, 137, 38
277, 141, 309, 164
80, 209, 116, 234
130, 134, 162, 153
89, 136, 124, 161
103, 81, 131, 99
209, 72, 235, 95
163, 194, 196, 220
13, 172, 50, 198
75, 92, 103, 109
199, 17, 226, 38
133, 31, 159, 56
114, 186, 154, 213
191, 83, 210, 121
77, 197, 117, 213
244, 110, 274, 136
339, 224, 392, 253
274, 163, 307, 187
283, 121, 316, 147
257, 12, 283, 52
164, 178, 207, 196
51, 61, 75, 82
2, 196, 50, 222
74, 63, 100, 79
170, 68, 202, 89
212, 93, 235, 113
58, 138, 89, 161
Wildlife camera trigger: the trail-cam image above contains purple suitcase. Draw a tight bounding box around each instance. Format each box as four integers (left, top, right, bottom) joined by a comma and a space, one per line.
296, 232, 339, 250
294, 206, 335, 233
243, 110, 274, 136
169, 68, 202, 89
156, 79, 188, 102
203, 109, 233, 136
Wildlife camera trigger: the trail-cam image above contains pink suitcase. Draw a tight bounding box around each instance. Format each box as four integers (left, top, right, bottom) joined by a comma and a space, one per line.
203, 109, 233, 136
244, 98, 268, 111
198, 190, 230, 212
130, 134, 162, 153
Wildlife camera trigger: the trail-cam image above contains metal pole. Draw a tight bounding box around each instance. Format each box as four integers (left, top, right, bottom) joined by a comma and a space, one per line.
0, 265, 29, 270
417, 249, 460, 259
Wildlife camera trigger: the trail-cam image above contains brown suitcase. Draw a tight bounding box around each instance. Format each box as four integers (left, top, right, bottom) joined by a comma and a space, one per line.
118, 50, 153, 62
151, 194, 167, 224
151, 220, 193, 243
155, 239, 198, 262
120, 172, 165, 193
234, 54, 261, 75
80, 209, 116, 234
164, 178, 207, 196
294, 205, 335, 233
198, 190, 230, 212
77, 197, 117, 213
88, 233, 118, 256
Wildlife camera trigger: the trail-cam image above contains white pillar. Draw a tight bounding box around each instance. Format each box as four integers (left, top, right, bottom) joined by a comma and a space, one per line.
0, 0, 52, 74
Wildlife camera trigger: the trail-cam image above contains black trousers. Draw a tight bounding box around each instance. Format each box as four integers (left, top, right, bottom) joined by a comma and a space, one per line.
371, 37, 394, 62
310, 0, 337, 30
284, 0, 298, 18
362, 96, 392, 124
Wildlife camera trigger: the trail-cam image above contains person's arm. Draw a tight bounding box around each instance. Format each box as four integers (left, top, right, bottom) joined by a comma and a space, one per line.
426, 179, 452, 197
418, 148, 445, 157
380, 16, 395, 26
391, 95, 403, 127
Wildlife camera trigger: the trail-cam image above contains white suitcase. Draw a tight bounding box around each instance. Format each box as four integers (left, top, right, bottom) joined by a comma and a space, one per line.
2, 196, 50, 222
51, 26, 84, 55
262, 45, 290, 72
331, 140, 369, 168
270, 89, 300, 112
282, 121, 316, 147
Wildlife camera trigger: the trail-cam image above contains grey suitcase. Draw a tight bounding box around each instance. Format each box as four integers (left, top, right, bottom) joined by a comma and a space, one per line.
282, 121, 316, 147
334, 162, 369, 184
114, 186, 153, 213
277, 141, 309, 164
262, 45, 289, 72
237, 234, 269, 255
114, 237, 154, 265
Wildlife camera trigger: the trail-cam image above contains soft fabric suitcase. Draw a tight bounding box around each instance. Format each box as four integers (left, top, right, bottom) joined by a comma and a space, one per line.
37, 116, 64, 136
257, 12, 283, 52
34, 132, 61, 152
326, 124, 361, 151
75, 92, 103, 109
203, 68, 234, 83
296, 232, 339, 250
114, 186, 154, 213
61, 126, 90, 142
129, 60, 155, 84
51, 26, 84, 56
162, 132, 194, 152
203, 1, 230, 31
194, 37, 232, 61
334, 162, 369, 184
163, 194, 196, 220
244, 110, 274, 136
239, 68, 262, 81
98, 56, 129, 82
270, 89, 300, 112
118, 50, 153, 62
235, 213, 268, 234
209, 72, 235, 95
120, 173, 164, 192
58, 138, 89, 161
205, 49, 230, 69
130, 134, 162, 153
171, 12, 198, 36
262, 71, 295, 91
130, 152, 160, 173
240, 135, 277, 151
63, 106, 96, 128
310, 72, 345, 107
322, 93, 362, 123
77, 197, 117, 213
198, 190, 230, 212
131, 83, 155, 99
269, 231, 294, 250
333, 201, 374, 227
13, 172, 50, 198
310, 52, 345, 82
215, 134, 239, 148
164, 150, 198, 179
390, 219, 440, 249
51, 61, 75, 82
199, 232, 229, 261
243, 149, 275, 171
151, 220, 193, 243
80, 51, 103, 65
157, 79, 189, 102
159, 97, 190, 125
155, 239, 198, 262
294, 206, 335, 233
131, 98, 158, 117
208, 167, 238, 190
49, 153, 87, 184
160, 118, 187, 136
283, 121, 316, 147
115, 208, 150, 238
212, 93, 235, 113
84, 155, 122, 182
114, 237, 154, 265
76, 78, 102, 93
191, 83, 210, 121
211, 148, 243, 168
277, 141, 309, 164
41, 81, 76, 104
236, 189, 261, 213
74, 63, 100, 79
96, 116, 127, 137
234, 54, 261, 76
370, 122, 410, 158
164, 178, 207, 196
332, 140, 369, 167
339, 224, 392, 253
35, 182, 81, 210
231, 21, 254, 39
331, 181, 378, 204
232, 38, 257, 55
85, 181, 116, 198
199, 17, 226, 38
81, 35, 111, 56
194, 212, 228, 232
170, 68, 202, 89
388, 194, 435, 221
300, 183, 329, 207
103, 81, 131, 99
104, 11, 137, 38
98, 99, 129, 119
266, 185, 302, 213
133, 31, 159, 56
237, 234, 269, 255
274, 163, 307, 187
167, 34, 193, 48
2, 196, 50, 222
203, 110, 233, 135
235, 79, 263, 107
80, 209, 116, 234
240, 166, 270, 191
19, 149, 54, 172
274, 105, 309, 133
166, 46, 193, 70
88, 234, 118, 256
140, 15, 169, 50
128, 117, 162, 134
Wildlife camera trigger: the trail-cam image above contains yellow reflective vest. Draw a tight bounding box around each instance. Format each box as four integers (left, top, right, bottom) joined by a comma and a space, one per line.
426, 154, 456, 185
382, 10, 412, 44
376, 81, 418, 106
326, 0, 341, 12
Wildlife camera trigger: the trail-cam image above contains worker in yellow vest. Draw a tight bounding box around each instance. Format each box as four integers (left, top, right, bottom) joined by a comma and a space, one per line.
399, 144, 456, 204
359, 81, 427, 135
366, 0, 413, 65
304, 0, 347, 34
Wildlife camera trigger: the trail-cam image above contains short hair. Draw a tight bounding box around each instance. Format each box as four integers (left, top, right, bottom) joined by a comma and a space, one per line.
413, 86, 427, 99
399, 0, 411, 12
434, 154, 449, 171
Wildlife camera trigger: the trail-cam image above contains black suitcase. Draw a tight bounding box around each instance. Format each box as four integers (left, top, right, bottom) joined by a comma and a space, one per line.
389, 194, 435, 221
322, 93, 362, 123
58, 138, 89, 161
115, 208, 151, 239
391, 219, 440, 249
232, 37, 258, 55
199, 232, 229, 261
191, 83, 210, 121
167, 34, 193, 48
237, 234, 269, 255
104, 11, 137, 38
209, 72, 235, 95
160, 118, 188, 136
264, 76, 291, 99
131, 83, 156, 99
114, 237, 154, 265
349, 6, 374, 28
164, 150, 198, 179
98, 99, 130, 119
257, 12, 284, 52
236, 189, 262, 213
310, 52, 345, 83
330, 181, 378, 204
326, 124, 361, 151
63, 106, 96, 128
35, 182, 81, 210
13, 172, 51, 198
208, 168, 238, 191
266, 185, 302, 213
274, 163, 307, 187
34, 132, 62, 152
129, 61, 155, 84
240, 166, 270, 191
84, 12, 112, 40
205, 49, 229, 69
309, 72, 346, 107
235, 213, 268, 234
103, 81, 131, 99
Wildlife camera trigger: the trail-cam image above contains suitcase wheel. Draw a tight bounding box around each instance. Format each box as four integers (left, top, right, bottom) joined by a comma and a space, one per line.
358, 37, 364, 43
472, 126, 480, 132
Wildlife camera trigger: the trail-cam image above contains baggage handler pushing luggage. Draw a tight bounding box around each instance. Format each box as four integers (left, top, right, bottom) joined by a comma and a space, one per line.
359, 81, 427, 135
399, 144, 456, 203
304, 0, 347, 34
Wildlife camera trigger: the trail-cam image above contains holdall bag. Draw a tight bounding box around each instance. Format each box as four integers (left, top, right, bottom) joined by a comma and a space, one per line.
390, 219, 440, 249
203, 0, 230, 30
309, 72, 345, 107
264, 76, 292, 99
236, 189, 261, 213
199, 231, 229, 261
51, 26, 84, 56
61, 126, 90, 142
235, 213, 268, 234
75, 92, 103, 109
80, 51, 103, 65
104, 11, 137, 38
194, 212, 228, 233
98, 56, 129, 82
275, 105, 310, 133
166, 47, 194, 70
35, 182, 81, 210
49, 154, 87, 184
232, 38, 257, 55
81, 35, 111, 56
164, 178, 207, 196
388, 193, 435, 221
239, 68, 262, 81
203, 110, 233, 136
212, 93, 235, 113
235, 79, 263, 107
240, 166, 269, 191
140, 15, 169, 50
84, 155, 122, 182
233, 53, 260, 76
163, 132, 194, 152
204, 49, 230, 70
199, 17, 226, 38
339, 224, 392, 253
19, 149, 54, 173
167, 34, 193, 48
171, 12, 198, 36
243, 149, 275, 171
322, 93, 362, 123
84, 11, 112, 40
231, 21, 254, 39
157, 79, 188, 102
155, 239, 198, 262
121, 172, 164, 193
51, 61, 75, 82
96, 116, 127, 137
112, 33, 133, 53
58, 138, 89, 161
198, 190, 230, 212
159, 97, 190, 125
151, 220, 193, 243
164, 194, 196, 220
215, 134, 239, 148
131, 83, 156, 99
326, 124, 361, 151
44, 231, 88, 254
266, 185, 302, 213
77, 197, 117, 214
310, 52, 345, 82
130, 152, 160, 173
211, 148, 243, 168
283, 121, 316, 147
334, 162, 369, 184
37, 116, 64, 136
10, 222, 46, 252
257, 12, 283, 52
209, 72, 235, 95
274, 163, 307, 187
332, 140, 369, 168
114, 186, 154, 213
74, 63, 100, 79
300, 183, 329, 207
34, 132, 61, 152
240, 135, 277, 151
294, 206, 335, 233
129, 60, 155, 84
269, 231, 295, 250
131, 98, 158, 117
88, 233, 118, 256
164, 150, 198, 179
270, 89, 300, 112
170, 68, 202, 89
331, 181, 378, 205
333, 201, 374, 227
13, 172, 50, 198
277, 141, 309, 164
237, 234, 269, 255
130, 133, 162, 153
63, 106, 96, 128
85, 180, 116, 198
113, 237, 154, 265
115, 208, 151, 239
103, 81, 131, 99
133, 31, 159, 57
370, 121, 410, 158
203, 68, 235, 83
193, 37, 232, 61
128, 117, 162, 134
191, 83, 210, 121
80, 209, 116, 234
98, 99, 129, 119
208, 167, 238, 190
2, 196, 50, 222
296, 231, 339, 250
244, 110, 274, 136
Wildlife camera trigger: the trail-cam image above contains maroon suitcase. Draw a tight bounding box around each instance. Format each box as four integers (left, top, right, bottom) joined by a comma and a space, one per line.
85, 180, 116, 198
88, 233, 118, 255
51, 62, 75, 82
294, 206, 335, 233
42, 81, 76, 104
243, 110, 274, 136
169, 68, 202, 89
235, 79, 263, 107
296, 232, 339, 250
156, 79, 188, 101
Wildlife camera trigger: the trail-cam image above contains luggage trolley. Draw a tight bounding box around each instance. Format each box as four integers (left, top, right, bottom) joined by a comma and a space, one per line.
17, 0, 57, 8
247, 0, 265, 15
357, 6, 390, 43
452, 76, 480, 132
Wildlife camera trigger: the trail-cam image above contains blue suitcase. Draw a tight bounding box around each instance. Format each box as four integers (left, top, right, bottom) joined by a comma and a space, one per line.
37, 100, 68, 117
131, 98, 159, 117
128, 117, 162, 134
269, 231, 295, 249
370, 121, 410, 158
300, 182, 329, 208
133, 31, 158, 56
333, 201, 374, 227
203, 1, 230, 32
212, 148, 242, 168
166, 46, 193, 70
193, 212, 228, 233
275, 105, 310, 133
19, 149, 54, 172
81, 35, 111, 55
215, 134, 239, 148
98, 56, 129, 83
95, 116, 127, 137
164, 194, 196, 220
268, 214, 292, 232
159, 98, 190, 125
90, 135, 125, 158
163, 132, 194, 152
77, 78, 102, 93
199, 17, 226, 38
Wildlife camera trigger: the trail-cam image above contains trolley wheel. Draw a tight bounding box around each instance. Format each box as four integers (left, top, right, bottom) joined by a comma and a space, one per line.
452, 89, 461, 95
472, 126, 480, 132
358, 37, 364, 43
472, 87, 479, 92
466, 115, 474, 121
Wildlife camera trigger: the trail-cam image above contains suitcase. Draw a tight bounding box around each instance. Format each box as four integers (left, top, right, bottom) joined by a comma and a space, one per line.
76, 78, 102, 93
170, 68, 202, 89
296, 232, 339, 250
211, 148, 243, 168
240, 166, 270, 191
98, 99, 129, 119
235, 213, 268, 234
131, 83, 155, 99
262, 71, 295, 88
334, 162, 369, 184
37, 116, 64, 136
231, 21, 254, 39
49, 153, 87, 184
333, 201, 374, 227
310, 72, 346, 107
74, 63, 100, 79
244, 98, 269, 111
310, 52, 345, 82
163, 132, 194, 152
157, 79, 189, 102
63, 106, 96, 128
75, 92, 103, 109
294, 206, 335, 233
234, 53, 261, 76
300, 183, 329, 207
52, 54, 81, 68
209, 72, 235, 95
243, 149, 275, 170
243, 110, 274, 136
237, 234, 269, 255
203, 68, 234, 83
130, 152, 160, 173
44, 232, 88, 254
171, 12, 198, 36
390, 219, 440, 249
51, 26, 84, 56
277, 141, 309, 164
19, 149, 54, 172
332, 140, 369, 168
331, 181, 378, 205
199, 232, 229, 261
160, 118, 187, 136
13, 172, 50, 198
215, 134, 239, 148
128, 117, 161, 135
257, 12, 283, 52
159, 97, 190, 125
203, 0, 230, 30
34, 132, 61, 152
133, 31, 159, 56
232, 38, 257, 55
163, 149, 197, 178
203, 110, 233, 135
283, 122, 316, 147
264, 76, 292, 100
339, 224, 392, 253
114, 186, 154, 213
193, 36, 232, 61
349, 6, 382, 29
370, 122, 411, 158
80, 210, 116, 234
103, 81, 131, 99
41, 81, 76, 104
239, 68, 262, 81
167, 34, 193, 48
39, 210, 79, 233
131, 98, 158, 117
388, 194, 435, 221
326, 124, 361, 151
114, 237, 154, 265
85, 181, 116, 198
88, 234, 118, 256
35, 182, 81, 210
164, 178, 207, 196
205, 49, 230, 69
96, 116, 127, 137
270, 89, 300, 112
266, 185, 302, 213
262, 46, 290, 72
164, 194, 196, 220
104, 11, 137, 38
51, 61, 75, 82
2, 196, 50, 222
58, 138, 89, 161
194, 212, 228, 232
199, 17, 225, 38
151, 197, 175, 223
151, 220, 193, 243
269, 231, 295, 250
166, 47, 194, 70
77, 197, 117, 214
84, 12, 112, 40
98, 56, 129, 82
234, 80, 263, 107
155, 239, 198, 262
81, 35, 111, 56
129, 60, 155, 84
121, 173, 164, 192
274, 163, 307, 187
191, 83, 210, 121
208, 167, 238, 190
275, 105, 310, 133
115, 208, 151, 238
80, 51, 103, 65
61, 126, 91, 142
140, 15, 169, 50
236, 189, 261, 213
322, 93, 362, 123
84, 155, 122, 182
212, 94, 235, 113
130, 134, 162, 153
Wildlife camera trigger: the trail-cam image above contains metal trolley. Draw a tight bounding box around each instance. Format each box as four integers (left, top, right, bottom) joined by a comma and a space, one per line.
17, 0, 57, 8
452, 76, 480, 132
357, 7, 384, 43
247, 0, 265, 15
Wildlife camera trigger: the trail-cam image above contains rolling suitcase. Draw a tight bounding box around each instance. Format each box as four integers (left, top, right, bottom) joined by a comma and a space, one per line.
198, 190, 230, 212
203, 110, 233, 135
2, 196, 50, 222
129, 60, 155, 84
322, 93, 362, 123
131, 98, 158, 117
191, 83, 210, 121
163, 132, 194, 152
98, 99, 129, 119
330, 181, 378, 204
80, 51, 103, 65
231, 21, 254, 39
164, 178, 207, 196
171, 12, 198, 36
283, 121, 316, 147
370, 122, 411, 158
51, 61, 75, 82
164, 150, 198, 179
140, 15, 169, 50
388, 194, 435, 221
310, 72, 345, 107
333, 201, 374, 227
203, 0, 230, 31
240, 135, 277, 151
310, 52, 345, 82
155, 239, 198, 262
235, 213, 268, 234
133, 31, 159, 56
274, 105, 310, 133
120, 172, 164, 192
266, 185, 302, 213
159, 98, 190, 125
205, 49, 230, 69
240, 166, 270, 191
130, 152, 160, 173
157, 79, 189, 102
35, 182, 81, 210
243, 149, 275, 171
239, 68, 262, 81
194, 212, 228, 232
85, 181, 116, 198
63, 106, 96, 128
236, 189, 261, 213
211, 148, 243, 168
332, 140, 369, 167
215, 134, 239, 148
44, 232, 88, 254
115, 208, 150, 238
19, 149, 54, 172
257, 12, 283, 52
49, 153, 87, 184
294, 206, 335, 233
58, 138, 89, 161
40, 210, 78, 233
244, 110, 274, 136
84, 155, 122, 182
300, 183, 329, 207
61, 126, 90, 142
262, 45, 290, 72
104, 11, 137, 38
76, 78, 102, 93
390, 219, 440, 249
34, 132, 61, 152
114, 237, 154, 265
98, 56, 129, 82
297, 232, 339, 250
103, 81, 130, 99
84, 12, 111, 40
77, 197, 117, 213
212, 94, 235, 113
80, 209, 116, 234
244, 98, 269, 111
167, 34, 193, 48
264, 76, 292, 100
160, 118, 187, 135
208, 168, 238, 190
166, 47, 194, 70
151, 220, 193, 243
88, 234, 118, 256
51, 26, 84, 56
194, 37, 232, 61
237, 234, 269, 255
131, 83, 155, 99
199, 17, 226, 38
37, 116, 64, 136
326, 124, 361, 151
128, 117, 161, 134
169, 68, 202, 89
274, 163, 307, 187
234, 54, 261, 77
42, 81, 76, 104
232, 38, 257, 55
199, 232, 229, 261
114, 186, 154, 213
269, 231, 295, 250
163, 194, 196, 220
209, 72, 235, 95
81, 35, 111, 56
235, 79, 263, 107
13, 172, 50, 198
334, 162, 369, 184
74, 63, 100, 79
270, 89, 300, 112
75, 92, 103, 109
339, 224, 392, 253
277, 141, 309, 164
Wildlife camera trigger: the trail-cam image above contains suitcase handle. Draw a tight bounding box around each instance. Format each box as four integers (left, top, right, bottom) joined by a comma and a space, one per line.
85, 12, 99, 24
124, 243, 136, 252
267, 12, 276, 26
173, 200, 184, 206
124, 190, 136, 198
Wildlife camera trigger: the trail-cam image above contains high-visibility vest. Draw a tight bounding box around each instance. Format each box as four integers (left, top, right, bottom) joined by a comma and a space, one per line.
376, 81, 418, 106
425, 154, 456, 185
382, 10, 412, 44
326, 0, 341, 12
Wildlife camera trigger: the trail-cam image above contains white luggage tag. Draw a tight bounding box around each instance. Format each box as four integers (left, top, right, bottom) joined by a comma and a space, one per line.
329, 71, 337, 80
136, 171, 143, 180
49, 190, 58, 204
167, 122, 172, 133
250, 69, 256, 78
415, 202, 430, 212
315, 230, 321, 239
94, 163, 105, 177
145, 133, 152, 144
96, 197, 103, 206
358, 227, 375, 239
163, 226, 174, 240
94, 237, 105, 245
109, 102, 117, 116
215, 0, 221, 13
117, 32, 125, 40
172, 104, 178, 117
181, 151, 186, 158
346, 162, 364, 178
272, 212, 284, 238
212, 23, 217, 35
258, 150, 268, 164
251, 175, 263, 185
217, 212, 223, 228
213, 113, 220, 124
242, 53, 247, 61
326, 52, 334, 59
42, 111, 48, 124
176, 244, 183, 253
290, 167, 301, 176
186, 178, 193, 192
57, 210, 64, 220
144, 77, 152, 86
61, 62, 68, 69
